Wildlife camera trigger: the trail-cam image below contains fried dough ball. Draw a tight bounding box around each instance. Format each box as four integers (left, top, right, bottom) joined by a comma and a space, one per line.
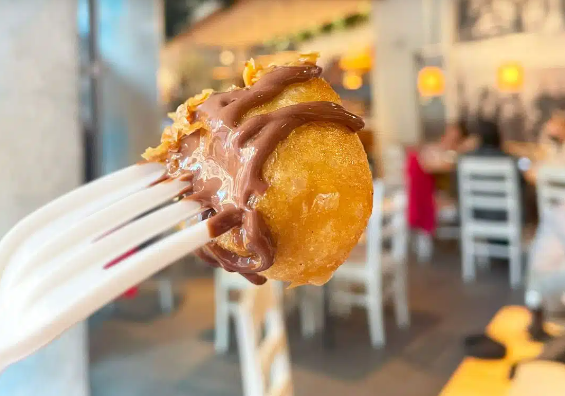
215, 74, 373, 287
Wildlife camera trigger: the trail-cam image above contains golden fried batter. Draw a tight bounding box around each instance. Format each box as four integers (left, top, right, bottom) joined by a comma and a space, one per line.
215, 74, 373, 286
145, 53, 373, 287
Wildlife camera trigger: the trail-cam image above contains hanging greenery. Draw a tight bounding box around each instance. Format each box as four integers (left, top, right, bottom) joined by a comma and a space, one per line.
263, 9, 370, 51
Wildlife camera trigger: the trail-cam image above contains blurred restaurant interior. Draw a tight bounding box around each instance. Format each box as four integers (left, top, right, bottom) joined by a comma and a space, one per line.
4, 0, 565, 395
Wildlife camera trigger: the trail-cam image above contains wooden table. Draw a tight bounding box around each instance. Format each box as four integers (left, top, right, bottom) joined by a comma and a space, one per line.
440, 306, 562, 396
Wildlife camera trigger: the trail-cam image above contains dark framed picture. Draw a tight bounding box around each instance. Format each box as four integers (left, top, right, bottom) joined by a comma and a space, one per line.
456, 67, 565, 142
457, 0, 565, 42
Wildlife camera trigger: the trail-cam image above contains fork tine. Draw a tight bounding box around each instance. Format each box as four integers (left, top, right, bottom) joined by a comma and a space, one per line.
0, 178, 190, 293
0, 163, 164, 275
0, 219, 213, 371
14, 199, 204, 309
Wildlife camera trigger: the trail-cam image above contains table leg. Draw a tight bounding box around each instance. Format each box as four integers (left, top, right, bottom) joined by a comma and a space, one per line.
322, 282, 335, 349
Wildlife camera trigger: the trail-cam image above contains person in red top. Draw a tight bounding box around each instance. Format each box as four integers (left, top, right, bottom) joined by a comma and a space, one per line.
407, 120, 472, 235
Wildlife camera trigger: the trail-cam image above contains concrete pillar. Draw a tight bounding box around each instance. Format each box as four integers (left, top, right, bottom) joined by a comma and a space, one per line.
372, 0, 425, 146
0, 1, 89, 396
440, 0, 458, 122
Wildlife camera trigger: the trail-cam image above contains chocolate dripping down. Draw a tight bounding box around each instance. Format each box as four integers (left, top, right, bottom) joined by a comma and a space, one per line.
166, 65, 365, 284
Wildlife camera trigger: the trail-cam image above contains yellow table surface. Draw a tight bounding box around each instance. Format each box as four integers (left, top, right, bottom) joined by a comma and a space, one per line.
439, 306, 562, 396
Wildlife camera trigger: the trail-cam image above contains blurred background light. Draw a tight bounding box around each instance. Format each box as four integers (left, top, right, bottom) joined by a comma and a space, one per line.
342, 71, 363, 90
417, 66, 445, 97
497, 62, 524, 92
219, 49, 235, 66
339, 48, 372, 72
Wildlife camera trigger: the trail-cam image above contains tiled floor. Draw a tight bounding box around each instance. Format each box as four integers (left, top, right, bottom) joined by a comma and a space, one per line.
89, 243, 523, 396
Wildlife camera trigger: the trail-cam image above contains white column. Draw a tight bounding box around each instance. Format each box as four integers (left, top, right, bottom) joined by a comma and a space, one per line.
0, 1, 89, 396
440, 0, 458, 122
372, 0, 425, 147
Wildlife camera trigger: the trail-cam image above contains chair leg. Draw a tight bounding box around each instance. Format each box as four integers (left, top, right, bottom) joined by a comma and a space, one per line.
329, 280, 353, 317
299, 287, 317, 338
415, 231, 433, 263
366, 279, 385, 348
509, 242, 522, 289
476, 240, 490, 270
393, 266, 410, 328
233, 311, 263, 396
157, 278, 175, 314
462, 237, 476, 283
272, 280, 296, 316
214, 274, 230, 354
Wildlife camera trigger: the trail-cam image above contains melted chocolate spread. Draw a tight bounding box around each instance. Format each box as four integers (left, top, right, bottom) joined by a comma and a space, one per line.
165, 65, 364, 284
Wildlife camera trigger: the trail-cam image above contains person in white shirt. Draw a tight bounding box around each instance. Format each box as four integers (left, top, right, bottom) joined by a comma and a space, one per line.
512, 205, 565, 394
524, 111, 565, 184
526, 203, 565, 339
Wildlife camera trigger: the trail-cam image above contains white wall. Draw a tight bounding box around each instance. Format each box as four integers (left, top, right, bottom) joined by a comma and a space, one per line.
448, 23, 565, 118
453, 32, 565, 71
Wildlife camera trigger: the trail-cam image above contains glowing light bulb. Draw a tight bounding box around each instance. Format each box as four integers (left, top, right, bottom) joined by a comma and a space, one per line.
219, 50, 235, 66
497, 62, 524, 92
342, 72, 363, 90
417, 66, 445, 97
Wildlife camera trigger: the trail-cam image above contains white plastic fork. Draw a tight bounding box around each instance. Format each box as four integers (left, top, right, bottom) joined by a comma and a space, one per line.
0, 162, 214, 372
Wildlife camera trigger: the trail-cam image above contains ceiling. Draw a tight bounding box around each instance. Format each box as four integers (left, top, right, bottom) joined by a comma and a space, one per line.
167, 0, 371, 48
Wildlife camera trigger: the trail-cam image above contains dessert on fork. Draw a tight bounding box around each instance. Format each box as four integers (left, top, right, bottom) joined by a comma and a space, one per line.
143, 52, 373, 287
0, 52, 372, 370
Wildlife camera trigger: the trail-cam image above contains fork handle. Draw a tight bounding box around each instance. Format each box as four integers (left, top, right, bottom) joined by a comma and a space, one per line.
4, 216, 213, 372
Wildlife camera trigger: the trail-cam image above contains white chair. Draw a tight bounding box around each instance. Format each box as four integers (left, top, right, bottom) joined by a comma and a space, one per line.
537, 165, 565, 213
331, 180, 410, 348
458, 157, 522, 287
215, 270, 315, 353
233, 283, 293, 396
436, 194, 460, 240
215, 270, 254, 353
414, 199, 459, 263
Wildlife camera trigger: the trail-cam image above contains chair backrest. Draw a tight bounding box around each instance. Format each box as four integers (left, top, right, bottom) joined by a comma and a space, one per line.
388, 190, 408, 262
234, 283, 293, 396
537, 165, 565, 215
217, 269, 284, 302
366, 180, 408, 272
457, 157, 521, 232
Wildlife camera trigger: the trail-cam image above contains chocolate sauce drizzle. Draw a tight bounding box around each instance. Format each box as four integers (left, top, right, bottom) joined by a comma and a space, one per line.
166, 65, 364, 284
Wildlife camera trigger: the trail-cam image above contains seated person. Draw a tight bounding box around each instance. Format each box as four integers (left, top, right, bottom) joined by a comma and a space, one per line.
464, 117, 507, 157
540, 110, 565, 156
419, 119, 476, 174
458, 118, 527, 223
406, 120, 475, 243
525, 110, 565, 184
527, 204, 565, 332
